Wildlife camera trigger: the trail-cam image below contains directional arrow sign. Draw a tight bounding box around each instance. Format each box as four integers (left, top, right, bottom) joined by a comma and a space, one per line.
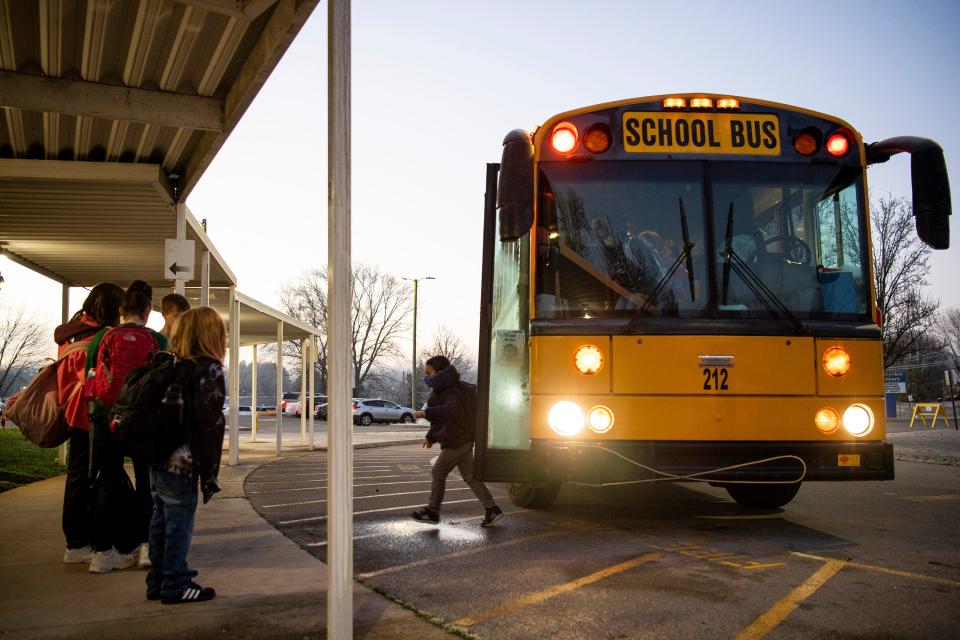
164, 239, 195, 280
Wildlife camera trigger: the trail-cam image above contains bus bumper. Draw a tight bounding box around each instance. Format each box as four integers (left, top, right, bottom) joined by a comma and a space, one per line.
530, 440, 894, 483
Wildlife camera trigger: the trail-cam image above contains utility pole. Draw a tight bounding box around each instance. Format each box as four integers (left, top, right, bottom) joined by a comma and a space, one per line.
403, 276, 435, 409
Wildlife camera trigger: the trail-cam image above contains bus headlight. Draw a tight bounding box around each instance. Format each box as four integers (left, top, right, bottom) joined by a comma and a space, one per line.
823, 346, 852, 377
587, 406, 614, 433
842, 404, 874, 437
574, 345, 603, 375
548, 401, 585, 437
814, 407, 840, 435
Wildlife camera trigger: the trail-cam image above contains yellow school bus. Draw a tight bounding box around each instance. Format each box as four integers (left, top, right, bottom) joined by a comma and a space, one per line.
475, 94, 951, 508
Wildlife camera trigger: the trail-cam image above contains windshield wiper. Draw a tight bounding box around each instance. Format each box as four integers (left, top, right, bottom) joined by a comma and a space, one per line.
720, 202, 806, 335
625, 197, 696, 330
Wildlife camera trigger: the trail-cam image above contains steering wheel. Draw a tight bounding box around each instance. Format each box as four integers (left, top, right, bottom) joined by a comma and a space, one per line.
748, 235, 812, 266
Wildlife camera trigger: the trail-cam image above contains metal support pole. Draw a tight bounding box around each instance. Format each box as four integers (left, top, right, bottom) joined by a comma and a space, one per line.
175, 203, 187, 296
411, 279, 417, 410
228, 287, 240, 466
251, 344, 259, 442
328, 0, 353, 635
308, 336, 316, 450
300, 338, 307, 444
276, 320, 284, 456
200, 250, 210, 306
57, 285, 70, 466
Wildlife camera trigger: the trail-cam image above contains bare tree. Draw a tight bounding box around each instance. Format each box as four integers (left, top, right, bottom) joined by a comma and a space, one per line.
419, 324, 477, 383
871, 195, 940, 368
938, 307, 960, 371
280, 270, 329, 392
280, 264, 410, 393
0, 309, 49, 398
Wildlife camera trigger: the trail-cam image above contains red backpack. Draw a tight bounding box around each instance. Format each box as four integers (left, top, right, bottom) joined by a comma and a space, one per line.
86, 325, 163, 409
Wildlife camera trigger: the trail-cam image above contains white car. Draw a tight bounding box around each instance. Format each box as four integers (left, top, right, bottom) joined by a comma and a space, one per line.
284, 394, 327, 416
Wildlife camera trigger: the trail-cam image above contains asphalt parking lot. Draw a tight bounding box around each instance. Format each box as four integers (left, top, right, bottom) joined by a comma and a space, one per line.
247, 445, 960, 639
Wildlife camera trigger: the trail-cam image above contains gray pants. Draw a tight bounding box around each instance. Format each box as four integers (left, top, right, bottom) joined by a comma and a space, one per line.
429, 442, 496, 512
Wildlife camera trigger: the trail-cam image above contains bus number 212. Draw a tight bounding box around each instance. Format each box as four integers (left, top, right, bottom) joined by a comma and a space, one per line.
702, 368, 729, 391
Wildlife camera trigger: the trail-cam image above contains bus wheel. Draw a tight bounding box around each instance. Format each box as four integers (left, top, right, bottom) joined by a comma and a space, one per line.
725, 483, 801, 509
508, 481, 561, 509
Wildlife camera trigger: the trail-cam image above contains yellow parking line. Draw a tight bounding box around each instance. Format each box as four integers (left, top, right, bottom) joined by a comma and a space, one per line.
454, 552, 662, 628
735, 559, 846, 640
358, 523, 556, 579
791, 552, 960, 587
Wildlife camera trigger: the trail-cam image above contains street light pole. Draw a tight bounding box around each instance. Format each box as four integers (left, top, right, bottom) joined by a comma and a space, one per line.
404, 276, 435, 410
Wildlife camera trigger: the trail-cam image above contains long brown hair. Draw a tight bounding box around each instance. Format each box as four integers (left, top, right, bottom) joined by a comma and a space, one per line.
171, 307, 226, 362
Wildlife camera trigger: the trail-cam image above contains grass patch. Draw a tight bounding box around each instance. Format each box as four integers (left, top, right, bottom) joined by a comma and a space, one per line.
0, 429, 66, 492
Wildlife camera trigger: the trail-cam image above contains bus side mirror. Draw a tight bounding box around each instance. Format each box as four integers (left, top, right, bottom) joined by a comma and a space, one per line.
867, 136, 951, 249
498, 129, 534, 242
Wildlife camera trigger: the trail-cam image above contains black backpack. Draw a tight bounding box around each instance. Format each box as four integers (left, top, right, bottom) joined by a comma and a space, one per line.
456, 381, 478, 438
109, 351, 191, 462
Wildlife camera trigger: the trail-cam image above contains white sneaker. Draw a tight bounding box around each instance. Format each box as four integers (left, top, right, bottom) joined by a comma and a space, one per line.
88, 548, 137, 574
138, 543, 151, 568
63, 545, 92, 564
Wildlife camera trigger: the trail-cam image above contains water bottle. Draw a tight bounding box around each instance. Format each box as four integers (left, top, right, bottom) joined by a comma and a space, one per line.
162, 384, 184, 424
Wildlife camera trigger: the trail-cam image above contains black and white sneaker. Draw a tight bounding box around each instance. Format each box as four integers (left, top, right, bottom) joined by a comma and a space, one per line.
411, 507, 439, 524
481, 506, 504, 527
161, 582, 216, 605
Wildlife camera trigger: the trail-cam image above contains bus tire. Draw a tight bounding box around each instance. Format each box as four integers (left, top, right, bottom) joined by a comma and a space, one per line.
508, 480, 561, 509
725, 483, 801, 509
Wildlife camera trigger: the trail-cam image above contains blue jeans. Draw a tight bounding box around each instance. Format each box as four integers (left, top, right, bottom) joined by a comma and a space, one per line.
146, 468, 198, 597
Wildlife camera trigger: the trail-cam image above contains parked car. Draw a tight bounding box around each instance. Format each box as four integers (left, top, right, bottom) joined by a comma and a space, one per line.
280, 392, 301, 416
314, 402, 328, 420
284, 393, 327, 416
352, 399, 416, 426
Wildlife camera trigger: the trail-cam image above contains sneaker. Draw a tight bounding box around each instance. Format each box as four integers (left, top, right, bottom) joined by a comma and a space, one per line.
411, 507, 439, 524
161, 582, 216, 605
63, 545, 92, 564
481, 506, 504, 527
88, 548, 137, 574
137, 543, 151, 569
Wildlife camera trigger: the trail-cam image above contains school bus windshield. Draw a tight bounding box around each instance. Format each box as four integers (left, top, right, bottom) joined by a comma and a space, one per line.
534, 160, 870, 321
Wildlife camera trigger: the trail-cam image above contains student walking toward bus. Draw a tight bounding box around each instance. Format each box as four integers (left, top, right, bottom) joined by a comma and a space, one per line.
147, 306, 226, 604
86, 280, 167, 572
55, 283, 124, 565
411, 355, 504, 527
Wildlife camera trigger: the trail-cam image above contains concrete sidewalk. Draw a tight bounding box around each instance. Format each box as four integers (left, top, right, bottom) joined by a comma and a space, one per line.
887, 417, 960, 466
0, 441, 452, 640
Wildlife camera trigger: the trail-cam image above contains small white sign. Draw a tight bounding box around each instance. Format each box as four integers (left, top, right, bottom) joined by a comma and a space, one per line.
164, 239, 195, 280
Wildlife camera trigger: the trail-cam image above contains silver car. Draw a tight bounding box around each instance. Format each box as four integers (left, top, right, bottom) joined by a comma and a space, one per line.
352, 399, 416, 426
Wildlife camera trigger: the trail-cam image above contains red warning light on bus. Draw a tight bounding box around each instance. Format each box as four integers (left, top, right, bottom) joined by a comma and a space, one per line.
551, 122, 578, 154
825, 132, 850, 157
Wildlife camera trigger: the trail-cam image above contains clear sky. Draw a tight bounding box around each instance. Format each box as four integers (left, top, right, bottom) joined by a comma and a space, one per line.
3, 0, 959, 364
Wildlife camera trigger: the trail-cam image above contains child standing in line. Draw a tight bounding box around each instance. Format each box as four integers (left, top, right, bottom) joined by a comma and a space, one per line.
147, 306, 226, 604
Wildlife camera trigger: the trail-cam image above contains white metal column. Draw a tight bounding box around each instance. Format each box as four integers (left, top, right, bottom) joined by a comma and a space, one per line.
276, 320, 284, 456
308, 336, 316, 450
251, 344, 259, 442
57, 284, 70, 465
200, 250, 210, 306
228, 287, 240, 466
175, 203, 187, 296
328, 0, 353, 635
300, 338, 307, 444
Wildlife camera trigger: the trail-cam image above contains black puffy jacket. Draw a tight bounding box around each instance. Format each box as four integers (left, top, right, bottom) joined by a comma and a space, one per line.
424, 365, 473, 449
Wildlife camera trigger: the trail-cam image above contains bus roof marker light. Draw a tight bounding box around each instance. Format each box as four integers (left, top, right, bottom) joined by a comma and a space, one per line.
690, 97, 713, 109
826, 132, 850, 157
717, 98, 740, 109
662, 97, 686, 109
794, 131, 819, 156
574, 344, 603, 375
550, 122, 578, 154
584, 124, 612, 154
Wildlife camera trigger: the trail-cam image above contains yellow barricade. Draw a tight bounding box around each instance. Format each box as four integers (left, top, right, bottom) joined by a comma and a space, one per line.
908, 403, 950, 429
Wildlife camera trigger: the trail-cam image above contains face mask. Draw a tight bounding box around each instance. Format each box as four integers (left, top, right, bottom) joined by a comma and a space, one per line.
423, 375, 434, 387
